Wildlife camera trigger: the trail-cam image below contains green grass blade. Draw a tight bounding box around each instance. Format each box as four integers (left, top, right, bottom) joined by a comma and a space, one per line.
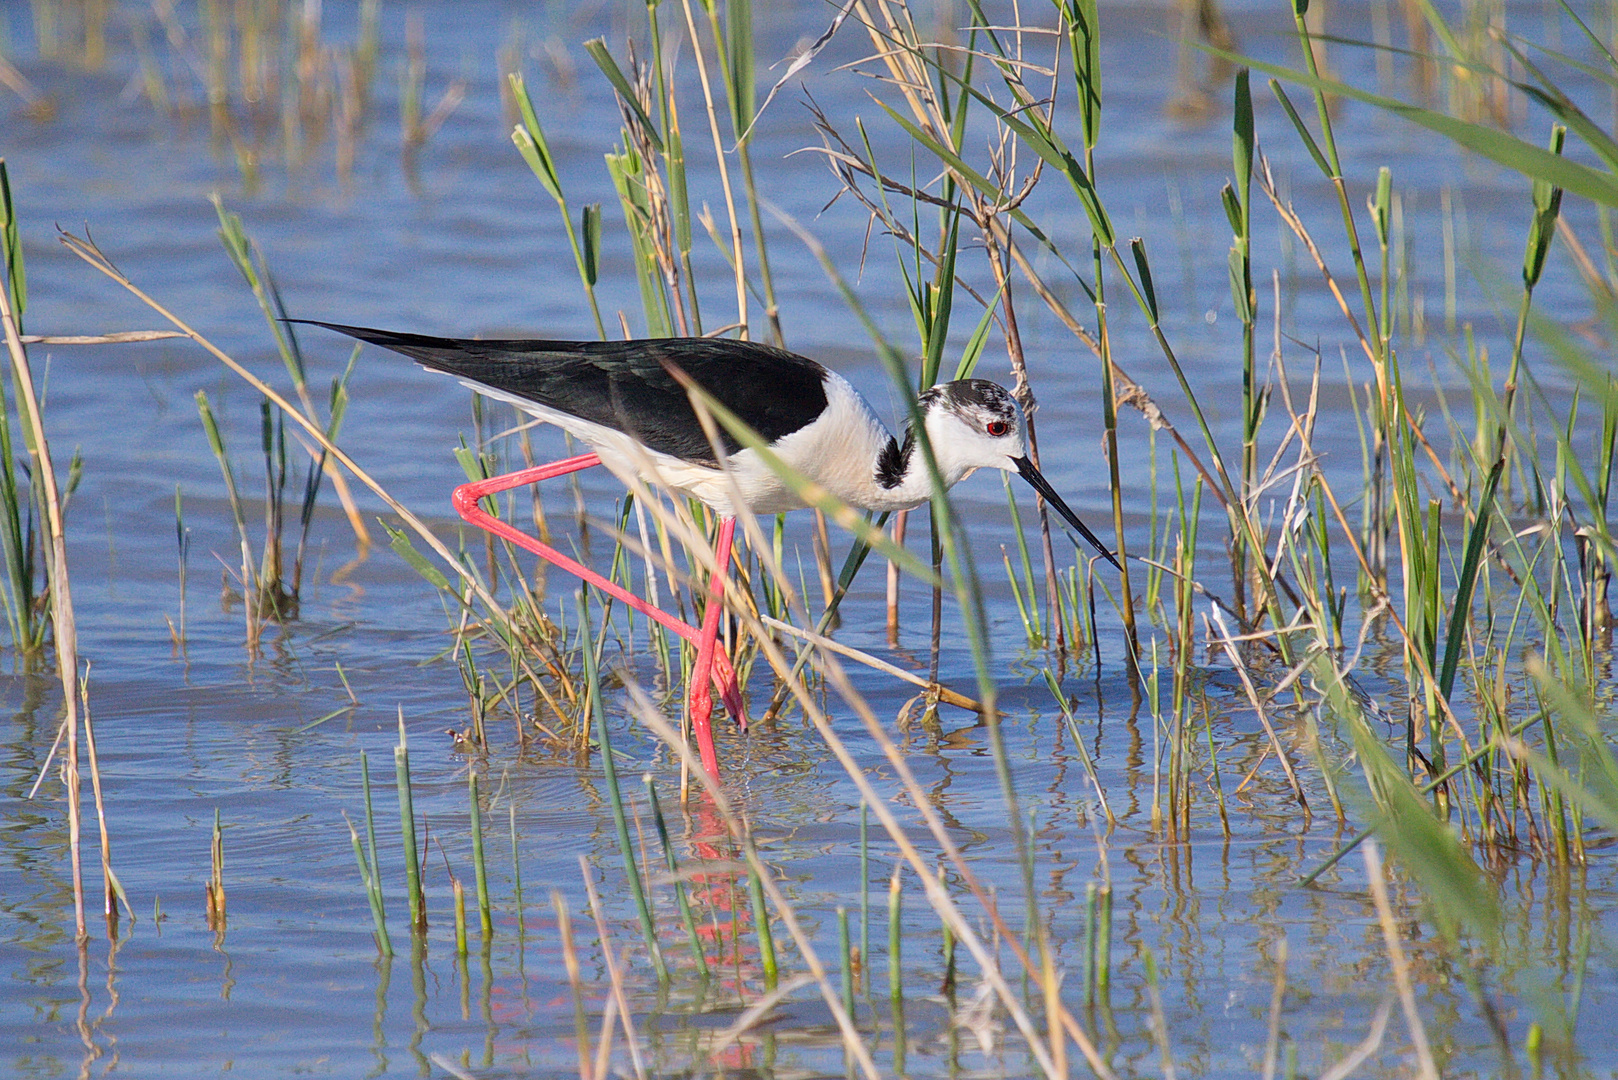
1218, 47, 1618, 206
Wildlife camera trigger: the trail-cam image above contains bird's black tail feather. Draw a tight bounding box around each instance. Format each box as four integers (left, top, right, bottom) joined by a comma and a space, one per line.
282, 319, 480, 378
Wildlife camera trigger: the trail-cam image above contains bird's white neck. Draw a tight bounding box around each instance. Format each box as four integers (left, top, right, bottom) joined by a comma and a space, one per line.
761, 375, 955, 515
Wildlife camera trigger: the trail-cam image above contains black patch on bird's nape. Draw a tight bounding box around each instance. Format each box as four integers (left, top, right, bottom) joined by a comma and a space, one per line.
876, 386, 945, 489
875, 427, 915, 489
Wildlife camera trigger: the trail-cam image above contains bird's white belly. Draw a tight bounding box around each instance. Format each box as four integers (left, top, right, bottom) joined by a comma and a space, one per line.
455, 371, 924, 518
456, 378, 816, 517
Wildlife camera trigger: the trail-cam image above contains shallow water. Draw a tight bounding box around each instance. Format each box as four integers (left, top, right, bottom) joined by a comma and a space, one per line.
2, 1, 1615, 1076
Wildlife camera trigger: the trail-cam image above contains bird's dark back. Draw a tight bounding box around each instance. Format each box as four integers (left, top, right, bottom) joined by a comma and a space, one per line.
299, 322, 830, 463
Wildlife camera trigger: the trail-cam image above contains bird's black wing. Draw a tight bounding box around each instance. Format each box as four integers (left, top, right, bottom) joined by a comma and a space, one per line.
294, 321, 829, 464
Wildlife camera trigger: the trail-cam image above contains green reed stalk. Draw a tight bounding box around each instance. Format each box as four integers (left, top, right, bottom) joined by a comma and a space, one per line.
1003, 549, 1037, 648
887, 862, 907, 1075
0, 161, 21, 334
469, 772, 492, 943
761, 512, 887, 720
452, 874, 468, 956
1095, 882, 1112, 1004
1082, 881, 1097, 1008
705, 0, 783, 343
1004, 478, 1044, 647
746, 840, 778, 989
0, 159, 44, 658
645, 2, 699, 334
509, 74, 606, 339
362, 750, 386, 898
345, 810, 392, 957
257, 400, 290, 611
1288, 6, 1381, 350
578, 589, 666, 981
1041, 670, 1112, 825
508, 799, 524, 948
1228, 69, 1259, 616
604, 143, 674, 338
1299, 683, 1559, 885
939, 14, 1295, 650
356, 752, 392, 956
215, 196, 363, 549
395, 712, 426, 934
205, 807, 226, 933
887, 865, 903, 1006
172, 486, 190, 649
1061, 0, 1139, 653
645, 775, 708, 976
786, 215, 1035, 911
212, 196, 308, 393
838, 906, 854, 1018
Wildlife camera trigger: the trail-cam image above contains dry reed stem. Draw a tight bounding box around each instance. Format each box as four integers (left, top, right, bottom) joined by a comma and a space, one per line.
0, 251, 94, 942
59, 232, 567, 688
624, 687, 888, 1080
1209, 608, 1310, 815
580, 855, 648, 1080
592, 988, 618, 1080
709, 972, 818, 1055
78, 669, 129, 929
1268, 326, 1478, 753
670, 358, 1115, 1080
677, 0, 748, 335
552, 889, 594, 1080
19, 330, 183, 344
999, 225, 1234, 515
1317, 997, 1394, 1080
1362, 842, 1439, 1080
1255, 155, 1459, 502
627, 511, 1113, 1080
1261, 936, 1287, 1080
758, 613, 980, 709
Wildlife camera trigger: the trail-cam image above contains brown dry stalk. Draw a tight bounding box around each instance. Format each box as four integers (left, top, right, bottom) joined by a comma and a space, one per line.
1269, 326, 1477, 754
677, 0, 748, 335
1363, 842, 1440, 1080
1255, 154, 1459, 502
999, 225, 1234, 515
552, 890, 595, 1080
0, 247, 98, 943
641, 517, 1116, 1080
59, 231, 573, 691
1209, 609, 1311, 817
19, 330, 184, 344
580, 856, 649, 1080
625, 689, 922, 1080
665, 312, 1117, 1080
759, 613, 980, 709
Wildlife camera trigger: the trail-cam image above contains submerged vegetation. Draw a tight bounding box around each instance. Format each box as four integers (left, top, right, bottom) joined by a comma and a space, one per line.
5, 0, 1618, 1075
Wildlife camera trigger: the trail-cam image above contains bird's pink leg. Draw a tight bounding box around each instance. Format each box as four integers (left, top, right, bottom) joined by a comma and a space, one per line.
688, 516, 736, 780
451, 457, 745, 763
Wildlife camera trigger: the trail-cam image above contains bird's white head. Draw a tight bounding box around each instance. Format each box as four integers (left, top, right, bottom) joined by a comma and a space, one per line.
903, 378, 1121, 569
920, 379, 1027, 482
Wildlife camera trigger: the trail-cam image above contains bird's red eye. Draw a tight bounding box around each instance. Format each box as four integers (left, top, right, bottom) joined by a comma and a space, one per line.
987, 421, 1009, 437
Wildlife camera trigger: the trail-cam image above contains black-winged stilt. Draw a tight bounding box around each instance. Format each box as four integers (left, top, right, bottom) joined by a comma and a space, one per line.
299, 321, 1117, 778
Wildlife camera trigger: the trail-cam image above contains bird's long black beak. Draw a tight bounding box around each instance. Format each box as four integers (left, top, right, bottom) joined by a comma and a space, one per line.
1013, 456, 1121, 570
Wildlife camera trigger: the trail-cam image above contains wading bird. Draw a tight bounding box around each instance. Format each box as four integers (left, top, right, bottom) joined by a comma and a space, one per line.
299, 321, 1118, 779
